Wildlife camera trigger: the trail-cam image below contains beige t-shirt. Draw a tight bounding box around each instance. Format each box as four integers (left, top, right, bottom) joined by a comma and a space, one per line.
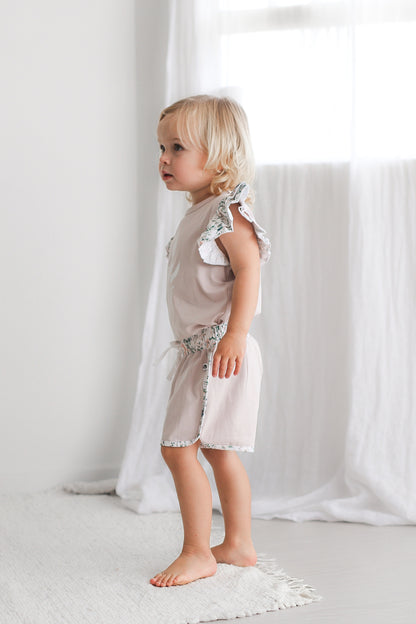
166, 183, 270, 340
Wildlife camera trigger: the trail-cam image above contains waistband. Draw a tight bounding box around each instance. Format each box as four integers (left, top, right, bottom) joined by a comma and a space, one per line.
156, 322, 228, 380
180, 322, 228, 355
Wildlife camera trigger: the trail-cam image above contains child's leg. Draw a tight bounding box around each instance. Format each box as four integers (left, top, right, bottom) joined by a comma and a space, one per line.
150, 442, 217, 587
201, 448, 257, 566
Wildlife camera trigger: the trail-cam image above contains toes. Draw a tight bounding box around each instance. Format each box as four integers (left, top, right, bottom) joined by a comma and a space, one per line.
150, 572, 167, 587
151, 571, 185, 587
159, 574, 169, 587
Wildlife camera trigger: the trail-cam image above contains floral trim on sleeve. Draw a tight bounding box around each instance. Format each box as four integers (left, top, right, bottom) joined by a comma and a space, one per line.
197, 182, 271, 266
165, 236, 174, 258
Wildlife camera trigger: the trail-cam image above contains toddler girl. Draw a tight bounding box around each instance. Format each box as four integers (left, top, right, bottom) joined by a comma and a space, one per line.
150, 95, 271, 587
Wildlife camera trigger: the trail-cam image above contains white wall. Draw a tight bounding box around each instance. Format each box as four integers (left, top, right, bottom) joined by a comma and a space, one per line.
135, 0, 169, 304
0, 0, 167, 493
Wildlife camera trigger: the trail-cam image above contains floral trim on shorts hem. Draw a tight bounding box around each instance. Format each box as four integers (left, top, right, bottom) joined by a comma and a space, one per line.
201, 442, 255, 452
160, 438, 254, 452
160, 438, 199, 448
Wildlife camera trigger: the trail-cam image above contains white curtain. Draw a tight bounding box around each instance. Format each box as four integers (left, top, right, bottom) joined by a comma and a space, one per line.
117, 0, 416, 524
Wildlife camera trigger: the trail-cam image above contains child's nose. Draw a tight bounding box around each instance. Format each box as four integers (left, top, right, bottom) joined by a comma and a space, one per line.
160, 151, 169, 164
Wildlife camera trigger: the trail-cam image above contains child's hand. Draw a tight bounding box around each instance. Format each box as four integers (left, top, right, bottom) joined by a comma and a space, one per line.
212, 332, 246, 378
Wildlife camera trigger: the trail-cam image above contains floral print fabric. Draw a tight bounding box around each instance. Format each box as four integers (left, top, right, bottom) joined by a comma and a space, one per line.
197, 182, 271, 266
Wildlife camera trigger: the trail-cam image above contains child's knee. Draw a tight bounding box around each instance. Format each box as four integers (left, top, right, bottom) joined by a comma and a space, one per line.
161, 445, 177, 466
161, 444, 197, 470
201, 447, 228, 466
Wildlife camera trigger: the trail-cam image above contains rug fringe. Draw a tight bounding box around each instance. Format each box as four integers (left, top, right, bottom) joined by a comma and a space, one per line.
255, 553, 322, 609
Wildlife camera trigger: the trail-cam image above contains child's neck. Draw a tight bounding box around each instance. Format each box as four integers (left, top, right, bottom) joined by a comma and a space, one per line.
191, 188, 213, 205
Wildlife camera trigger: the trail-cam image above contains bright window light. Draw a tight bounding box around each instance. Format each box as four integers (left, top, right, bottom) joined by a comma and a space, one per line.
220, 9, 416, 163
220, 0, 314, 9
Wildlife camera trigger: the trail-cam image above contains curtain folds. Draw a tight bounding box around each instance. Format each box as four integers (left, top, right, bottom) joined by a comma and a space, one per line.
116, 0, 416, 524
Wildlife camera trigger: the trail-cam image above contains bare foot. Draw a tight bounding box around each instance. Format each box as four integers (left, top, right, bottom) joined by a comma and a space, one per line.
150, 550, 217, 587
211, 541, 257, 567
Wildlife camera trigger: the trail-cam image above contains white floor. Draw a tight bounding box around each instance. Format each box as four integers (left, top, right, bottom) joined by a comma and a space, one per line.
226, 515, 415, 623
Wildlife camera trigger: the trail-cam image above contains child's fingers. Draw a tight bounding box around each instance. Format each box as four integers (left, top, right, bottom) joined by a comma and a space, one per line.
212, 353, 229, 378
218, 355, 230, 379
217, 356, 237, 378
224, 358, 236, 378
212, 352, 220, 377
212, 352, 244, 378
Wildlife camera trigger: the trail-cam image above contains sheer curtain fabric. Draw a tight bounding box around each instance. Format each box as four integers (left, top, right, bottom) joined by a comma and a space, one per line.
116, 0, 416, 525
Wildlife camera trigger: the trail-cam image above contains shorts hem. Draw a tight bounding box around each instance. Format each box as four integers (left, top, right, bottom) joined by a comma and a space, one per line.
161, 437, 199, 448
161, 438, 254, 452
201, 442, 254, 452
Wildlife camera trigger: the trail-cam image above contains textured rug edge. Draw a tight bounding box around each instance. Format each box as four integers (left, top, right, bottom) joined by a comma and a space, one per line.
256, 553, 322, 609
191, 555, 322, 624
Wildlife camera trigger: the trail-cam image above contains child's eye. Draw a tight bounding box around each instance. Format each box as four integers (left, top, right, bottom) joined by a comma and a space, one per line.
173, 143, 183, 152
159, 145, 165, 153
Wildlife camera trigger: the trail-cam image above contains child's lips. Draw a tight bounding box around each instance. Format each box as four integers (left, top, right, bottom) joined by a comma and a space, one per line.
162, 172, 173, 180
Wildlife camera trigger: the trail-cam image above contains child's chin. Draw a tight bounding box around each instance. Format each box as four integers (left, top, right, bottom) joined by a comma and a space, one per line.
165, 180, 182, 191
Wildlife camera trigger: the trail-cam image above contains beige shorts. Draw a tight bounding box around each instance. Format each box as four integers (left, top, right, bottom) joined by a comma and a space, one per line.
161, 327, 263, 452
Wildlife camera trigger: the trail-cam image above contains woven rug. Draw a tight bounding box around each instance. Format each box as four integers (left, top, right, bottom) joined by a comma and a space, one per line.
0, 488, 321, 624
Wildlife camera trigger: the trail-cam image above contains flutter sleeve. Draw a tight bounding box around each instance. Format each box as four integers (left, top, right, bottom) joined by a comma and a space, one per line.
165, 236, 174, 258
197, 182, 271, 266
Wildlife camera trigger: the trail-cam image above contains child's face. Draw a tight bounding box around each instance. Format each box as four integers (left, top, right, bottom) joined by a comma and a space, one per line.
157, 114, 215, 204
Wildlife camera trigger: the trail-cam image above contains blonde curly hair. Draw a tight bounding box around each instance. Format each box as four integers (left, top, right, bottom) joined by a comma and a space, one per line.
159, 95, 255, 203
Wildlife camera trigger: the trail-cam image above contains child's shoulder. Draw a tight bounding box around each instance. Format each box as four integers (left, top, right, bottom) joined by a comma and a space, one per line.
219, 182, 249, 207
206, 182, 250, 217
198, 182, 271, 266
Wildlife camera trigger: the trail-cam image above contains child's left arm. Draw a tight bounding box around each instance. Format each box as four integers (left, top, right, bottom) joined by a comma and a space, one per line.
212, 204, 261, 379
